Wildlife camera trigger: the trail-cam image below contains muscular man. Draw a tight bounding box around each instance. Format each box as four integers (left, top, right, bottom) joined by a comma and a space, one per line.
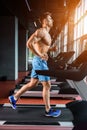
9, 12, 61, 117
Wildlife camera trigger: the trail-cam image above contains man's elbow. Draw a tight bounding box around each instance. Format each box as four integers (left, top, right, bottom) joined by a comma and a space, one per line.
26, 41, 30, 48
26, 42, 28, 48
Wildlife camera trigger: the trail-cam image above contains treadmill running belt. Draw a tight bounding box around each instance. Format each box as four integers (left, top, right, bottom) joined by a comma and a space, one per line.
0, 104, 73, 125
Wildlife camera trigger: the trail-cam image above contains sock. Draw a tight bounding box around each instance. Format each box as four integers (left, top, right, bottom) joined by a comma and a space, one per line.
14, 96, 17, 101
46, 108, 51, 113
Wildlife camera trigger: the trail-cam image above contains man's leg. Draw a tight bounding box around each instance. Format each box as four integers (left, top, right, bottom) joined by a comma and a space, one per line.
9, 78, 38, 109
41, 80, 61, 117
41, 81, 51, 112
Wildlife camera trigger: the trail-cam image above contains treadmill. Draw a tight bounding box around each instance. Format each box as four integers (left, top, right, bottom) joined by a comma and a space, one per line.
36, 50, 87, 125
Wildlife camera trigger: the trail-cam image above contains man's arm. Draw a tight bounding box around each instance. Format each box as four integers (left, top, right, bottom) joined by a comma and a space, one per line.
26, 30, 42, 56
26, 29, 48, 60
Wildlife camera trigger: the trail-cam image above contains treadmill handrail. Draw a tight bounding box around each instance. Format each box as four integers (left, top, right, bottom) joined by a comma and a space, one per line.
36, 62, 87, 81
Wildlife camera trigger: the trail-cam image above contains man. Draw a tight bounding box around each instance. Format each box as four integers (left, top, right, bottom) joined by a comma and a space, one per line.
9, 12, 61, 117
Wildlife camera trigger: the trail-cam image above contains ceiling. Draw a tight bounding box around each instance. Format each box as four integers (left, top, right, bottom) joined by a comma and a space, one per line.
0, 0, 80, 37
27, 0, 80, 37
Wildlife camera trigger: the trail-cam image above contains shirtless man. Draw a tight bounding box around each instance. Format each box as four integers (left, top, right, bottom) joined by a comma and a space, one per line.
9, 12, 61, 117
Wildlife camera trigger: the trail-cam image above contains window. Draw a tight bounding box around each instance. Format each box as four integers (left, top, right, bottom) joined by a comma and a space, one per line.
74, 0, 87, 55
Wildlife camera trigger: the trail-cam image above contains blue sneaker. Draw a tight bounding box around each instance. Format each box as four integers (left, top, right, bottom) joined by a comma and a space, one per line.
45, 108, 61, 117
8, 95, 16, 109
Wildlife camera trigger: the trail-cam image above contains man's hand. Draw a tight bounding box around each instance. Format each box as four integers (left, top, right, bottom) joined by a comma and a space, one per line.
40, 53, 48, 61
49, 44, 58, 52
52, 44, 58, 51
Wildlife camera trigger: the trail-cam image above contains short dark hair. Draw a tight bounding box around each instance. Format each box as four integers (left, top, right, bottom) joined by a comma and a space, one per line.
39, 12, 52, 23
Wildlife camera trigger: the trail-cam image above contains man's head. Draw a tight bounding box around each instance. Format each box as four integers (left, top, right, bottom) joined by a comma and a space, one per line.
39, 12, 53, 28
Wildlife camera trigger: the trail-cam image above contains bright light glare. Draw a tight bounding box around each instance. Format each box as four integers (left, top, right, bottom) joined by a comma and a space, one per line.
84, 16, 87, 34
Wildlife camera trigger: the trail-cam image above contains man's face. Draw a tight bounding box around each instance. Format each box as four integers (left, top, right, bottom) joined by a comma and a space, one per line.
46, 15, 53, 28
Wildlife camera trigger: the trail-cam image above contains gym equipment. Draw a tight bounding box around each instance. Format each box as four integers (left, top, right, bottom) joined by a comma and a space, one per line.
36, 50, 87, 81
0, 104, 74, 128
36, 50, 87, 125
14, 51, 78, 99
48, 51, 75, 70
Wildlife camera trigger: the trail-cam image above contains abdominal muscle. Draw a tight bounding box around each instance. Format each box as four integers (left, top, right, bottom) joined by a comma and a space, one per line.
34, 41, 50, 56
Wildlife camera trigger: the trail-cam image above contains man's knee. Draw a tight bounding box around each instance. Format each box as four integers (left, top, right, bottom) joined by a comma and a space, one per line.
42, 81, 51, 90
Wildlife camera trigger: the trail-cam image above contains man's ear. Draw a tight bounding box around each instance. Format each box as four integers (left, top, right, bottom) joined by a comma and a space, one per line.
43, 18, 47, 24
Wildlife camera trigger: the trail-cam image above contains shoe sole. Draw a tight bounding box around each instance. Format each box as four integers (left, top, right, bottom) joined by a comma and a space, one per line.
8, 97, 16, 110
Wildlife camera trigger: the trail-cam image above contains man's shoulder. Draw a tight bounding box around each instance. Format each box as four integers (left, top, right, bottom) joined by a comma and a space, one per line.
37, 28, 45, 32
35, 28, 46, 36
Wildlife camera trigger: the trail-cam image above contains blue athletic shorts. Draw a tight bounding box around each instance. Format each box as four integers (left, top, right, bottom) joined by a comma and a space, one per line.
30, 56, 50, 82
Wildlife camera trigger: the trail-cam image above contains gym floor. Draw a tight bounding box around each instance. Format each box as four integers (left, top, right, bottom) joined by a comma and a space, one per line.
0, 71, 78, 130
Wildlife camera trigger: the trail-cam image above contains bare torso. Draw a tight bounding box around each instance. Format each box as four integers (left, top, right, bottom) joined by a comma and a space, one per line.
34, 28, 52, 54
27, 28, 52, 60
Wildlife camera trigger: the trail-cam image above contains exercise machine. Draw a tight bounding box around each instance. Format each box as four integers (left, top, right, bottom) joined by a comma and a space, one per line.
36, 50, 87, 125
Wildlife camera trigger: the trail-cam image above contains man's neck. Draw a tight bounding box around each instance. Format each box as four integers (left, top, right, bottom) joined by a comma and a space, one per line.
42, 25, 50, 32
